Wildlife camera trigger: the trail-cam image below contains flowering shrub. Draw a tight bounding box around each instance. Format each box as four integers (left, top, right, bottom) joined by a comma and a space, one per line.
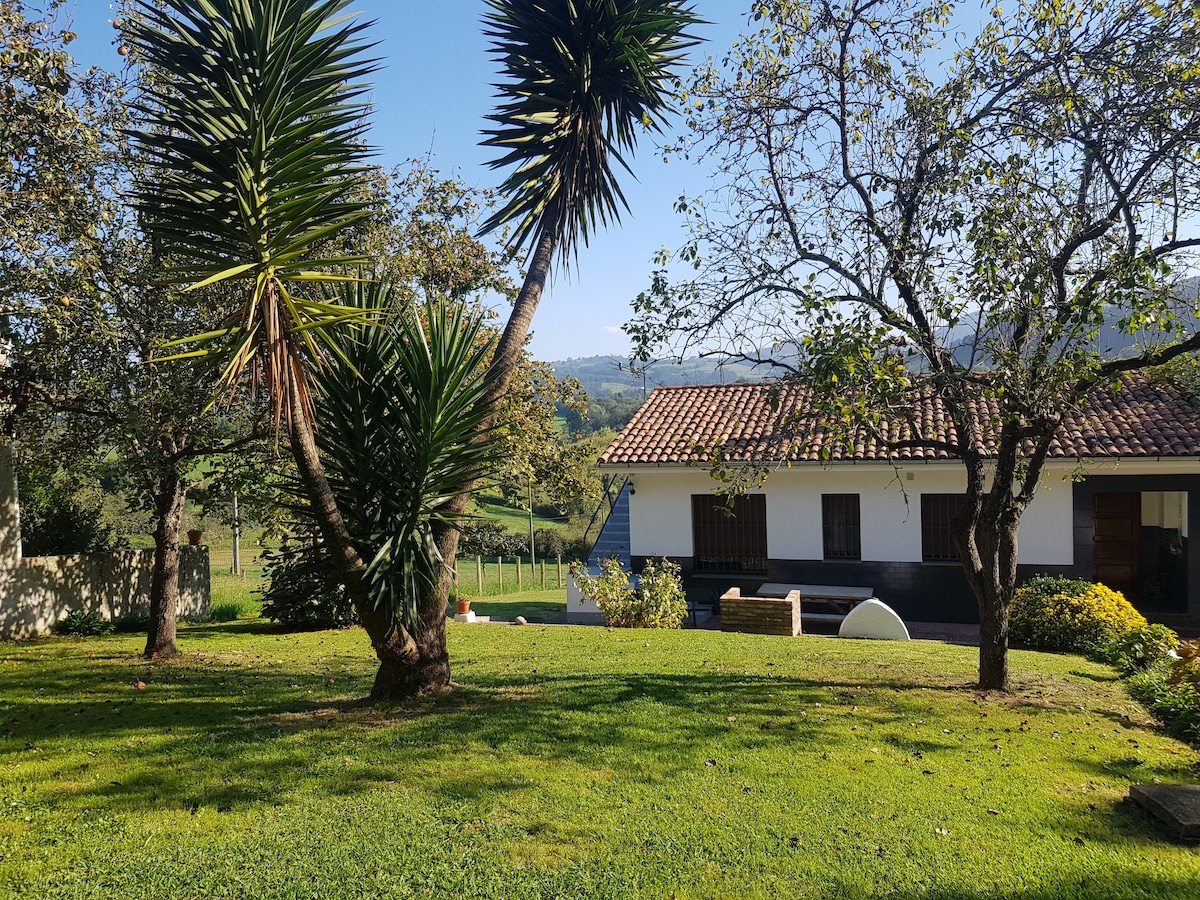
1010, 575, 1146, 652
575, 557, 687, 628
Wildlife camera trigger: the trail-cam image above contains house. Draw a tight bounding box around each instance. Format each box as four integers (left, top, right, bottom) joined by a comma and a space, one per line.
596, 374, 1200, 628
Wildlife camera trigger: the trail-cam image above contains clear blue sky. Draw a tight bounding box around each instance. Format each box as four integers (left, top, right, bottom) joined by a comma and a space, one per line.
59, 1, 753, 361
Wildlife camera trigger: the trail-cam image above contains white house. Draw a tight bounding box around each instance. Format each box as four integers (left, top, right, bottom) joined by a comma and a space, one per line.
597, 375, 1200, 628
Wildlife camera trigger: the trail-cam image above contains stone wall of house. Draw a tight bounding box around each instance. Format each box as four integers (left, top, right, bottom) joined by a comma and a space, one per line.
0, 445, 211, 640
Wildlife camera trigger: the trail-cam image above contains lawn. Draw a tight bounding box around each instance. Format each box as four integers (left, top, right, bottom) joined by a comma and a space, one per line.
3, 620, 1199, 899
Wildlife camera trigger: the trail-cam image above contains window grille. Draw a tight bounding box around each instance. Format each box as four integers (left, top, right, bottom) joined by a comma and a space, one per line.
921, 494, 965, 561
822, 494, 861, 560
691, 494, 768, 574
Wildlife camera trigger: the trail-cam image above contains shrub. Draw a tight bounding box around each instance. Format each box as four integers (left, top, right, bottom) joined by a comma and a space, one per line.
575, 557, 687, 628
18, 464, 124, 557
258, 543, 357, 630
55, 610, 115, 637
210, 602, 244, 622
457, 520, 528, 558
1095, 623, 1179, 675
1010, 575, 1145, 652
532, 527, 590, 562
1127, 654, 1200, 745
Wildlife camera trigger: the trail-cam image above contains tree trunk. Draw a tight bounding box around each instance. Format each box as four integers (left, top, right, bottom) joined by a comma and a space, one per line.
957, 501, 1020, 692
144, 473, 187, 658
284, 374, 440, 699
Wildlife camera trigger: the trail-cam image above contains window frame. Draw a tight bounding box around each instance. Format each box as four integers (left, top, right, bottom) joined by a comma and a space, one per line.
921, 493, 966, 562
821, 493, 862, 561
691, 493, 769, 575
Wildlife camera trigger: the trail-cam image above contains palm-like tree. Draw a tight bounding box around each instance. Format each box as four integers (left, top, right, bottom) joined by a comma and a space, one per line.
479, 0, 702, 406
125, 0, 408, 674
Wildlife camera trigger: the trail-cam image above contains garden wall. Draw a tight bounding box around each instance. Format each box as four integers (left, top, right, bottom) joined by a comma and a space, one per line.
0, 547, 211, 640
0, 445, 210, 639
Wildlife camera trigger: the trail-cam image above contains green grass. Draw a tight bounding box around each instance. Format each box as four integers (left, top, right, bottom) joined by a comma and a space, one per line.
2, 624, 1199, 899
473, 491, 568, 534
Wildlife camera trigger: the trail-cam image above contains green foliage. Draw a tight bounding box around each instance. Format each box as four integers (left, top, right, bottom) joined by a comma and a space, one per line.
1011, 575, 1147, 653
575, 557, 687, 628
209, 602, 243, 623
531, 527, 590, 562
1096, 623, 1180, 675
258, 543, 357, 631
1127, 655, 1200, 746
17, 462, 123, 557
481, 0, 702, 258
54, 610, 115, 637
125, 0, 379, 418
457, 520, 527, 558
313, 282, 500, 628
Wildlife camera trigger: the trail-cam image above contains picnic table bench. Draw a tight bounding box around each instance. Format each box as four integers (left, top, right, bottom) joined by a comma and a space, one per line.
756, 583, 874, 623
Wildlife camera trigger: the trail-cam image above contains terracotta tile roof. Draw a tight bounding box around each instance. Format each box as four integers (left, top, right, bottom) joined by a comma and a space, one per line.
598, 374, 1200, 466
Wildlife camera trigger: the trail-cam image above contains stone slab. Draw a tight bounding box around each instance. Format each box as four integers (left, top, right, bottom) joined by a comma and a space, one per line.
839, 598, 911, 641
1129, 783, 1200, 841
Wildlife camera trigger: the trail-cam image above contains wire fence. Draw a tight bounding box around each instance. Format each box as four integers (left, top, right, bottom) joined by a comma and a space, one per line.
453, 555, 566, 597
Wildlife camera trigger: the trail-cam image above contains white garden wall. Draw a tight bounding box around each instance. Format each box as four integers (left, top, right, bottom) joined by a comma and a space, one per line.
0, 445, 211, 640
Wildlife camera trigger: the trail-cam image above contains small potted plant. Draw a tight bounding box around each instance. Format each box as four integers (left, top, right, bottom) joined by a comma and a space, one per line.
456, 597, 472, 615
187, 529, 204, 546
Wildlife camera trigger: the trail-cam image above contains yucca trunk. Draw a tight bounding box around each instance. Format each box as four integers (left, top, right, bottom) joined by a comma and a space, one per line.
286, 373, 445, 697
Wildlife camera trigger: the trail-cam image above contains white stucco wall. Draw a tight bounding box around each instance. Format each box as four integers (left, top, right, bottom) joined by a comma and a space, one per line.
0, 548, 211, 640
622, 461, 1077, 566
0, 443, 211, 640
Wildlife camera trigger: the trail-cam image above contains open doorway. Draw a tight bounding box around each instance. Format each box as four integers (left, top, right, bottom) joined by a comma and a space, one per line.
1092, 491, 1187, 612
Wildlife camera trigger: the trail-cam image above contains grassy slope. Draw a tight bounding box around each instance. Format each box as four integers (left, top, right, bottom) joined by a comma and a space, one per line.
2, 620, 1199, 899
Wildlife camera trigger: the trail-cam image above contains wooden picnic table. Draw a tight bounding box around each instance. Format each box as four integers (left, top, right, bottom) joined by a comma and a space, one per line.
756, 583, 874, 621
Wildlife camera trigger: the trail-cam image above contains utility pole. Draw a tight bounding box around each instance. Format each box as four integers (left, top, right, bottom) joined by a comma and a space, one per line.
231, 491, 241, 576
528, 476, 536, 568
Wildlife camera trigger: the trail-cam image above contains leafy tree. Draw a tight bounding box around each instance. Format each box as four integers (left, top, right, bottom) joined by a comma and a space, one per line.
10, 236, 265, 657
15, 458, 123, 557
631, 0, 1200, 690
1, 2, 266, 657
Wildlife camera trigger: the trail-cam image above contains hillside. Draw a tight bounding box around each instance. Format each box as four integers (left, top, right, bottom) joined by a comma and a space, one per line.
549, 354, 770, 399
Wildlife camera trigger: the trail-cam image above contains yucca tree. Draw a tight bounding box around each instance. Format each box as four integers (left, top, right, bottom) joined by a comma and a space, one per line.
124, 0, 422, 680
384, 0, 702, 694
312, 281, 501, 694
478, 0, 702, 408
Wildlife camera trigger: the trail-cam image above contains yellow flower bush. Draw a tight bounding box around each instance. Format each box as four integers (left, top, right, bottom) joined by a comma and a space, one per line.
1011, 575, 1146, 653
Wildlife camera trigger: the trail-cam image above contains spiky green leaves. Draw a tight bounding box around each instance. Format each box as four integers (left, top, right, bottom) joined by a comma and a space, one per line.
125, 0, 379, 426
480, 0, 702, 260
313, 282, 501, 629
127, 0, 378, 280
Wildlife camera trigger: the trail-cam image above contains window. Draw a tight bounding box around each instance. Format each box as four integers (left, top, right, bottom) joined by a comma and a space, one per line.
921, 494, 965, 562
692, 494, 768, 574
822, 494, 861, 560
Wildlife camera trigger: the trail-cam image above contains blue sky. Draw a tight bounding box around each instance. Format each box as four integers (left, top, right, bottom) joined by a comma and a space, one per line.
58, 1, 753, 361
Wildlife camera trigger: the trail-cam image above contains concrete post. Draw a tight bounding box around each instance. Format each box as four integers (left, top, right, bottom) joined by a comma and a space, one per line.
0, 444, 21, 566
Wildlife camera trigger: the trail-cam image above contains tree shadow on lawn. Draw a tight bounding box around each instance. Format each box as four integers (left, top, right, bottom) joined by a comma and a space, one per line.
8, 654, 1197, 820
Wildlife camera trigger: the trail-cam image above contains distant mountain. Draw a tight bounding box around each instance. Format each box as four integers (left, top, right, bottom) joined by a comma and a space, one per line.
548, 355, 773, 398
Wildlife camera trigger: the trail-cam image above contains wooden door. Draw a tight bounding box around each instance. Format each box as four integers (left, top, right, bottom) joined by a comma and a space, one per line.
1093, 492, 1140, 596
